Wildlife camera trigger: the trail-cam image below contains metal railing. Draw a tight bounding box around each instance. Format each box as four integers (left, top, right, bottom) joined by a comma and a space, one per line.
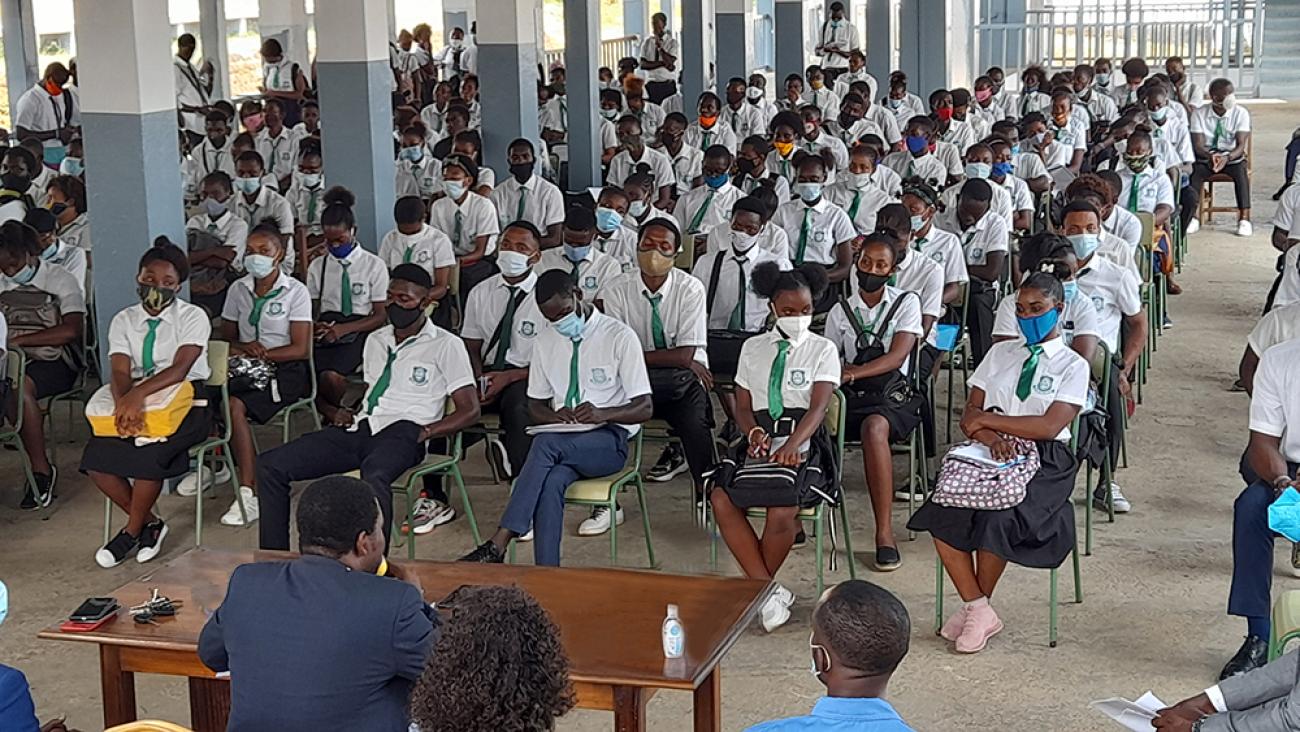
543, 35, 642, 71
976, 0, 1265, 96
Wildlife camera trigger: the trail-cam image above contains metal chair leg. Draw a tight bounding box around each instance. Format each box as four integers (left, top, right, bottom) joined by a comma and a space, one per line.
453, 467, 482, 546
635, 477, 656, 568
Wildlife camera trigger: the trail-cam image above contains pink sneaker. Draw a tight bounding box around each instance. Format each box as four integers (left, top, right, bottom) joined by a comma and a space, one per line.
939, 606, 968, 641
955, 603, 1003, 654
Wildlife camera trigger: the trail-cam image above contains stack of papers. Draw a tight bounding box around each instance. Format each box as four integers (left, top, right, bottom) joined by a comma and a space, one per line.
525, 422, 604, 435
1090, 692, 1167, 731
949, 442, 1029, 470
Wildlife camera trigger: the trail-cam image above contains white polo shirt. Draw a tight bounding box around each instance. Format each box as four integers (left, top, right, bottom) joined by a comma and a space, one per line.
358, 319, 475, 434
661, 145, 702, 195
629, 103, 668, 144
723, 103, 765, 142
1150, 116, 1195, 170
1190, 104, 1251, 152
892, 250, 945, 321
221, 271, 312, 349
262, 58, 298, 94
255, 126, 299, 182
937, 120, 977, 155
607, 146, 678, 191
1015, 152, 1049, 183
992, 289, 1103, 347
1276, 185, 1300, 234
675, 183, 743, 236
1078, 90, 1119, 123
865, 165, 903, 198
429, 192, 500, 257
824, 181, 893, 235
736, 329, 841, 412
1043, 117, 1088, 169
108, 300, 211, 382
817, 20, 858, 70
284, 178, 326, 236
764, 150, 802, 184
395, 156, 443, 200
969, 336, 1087, 441
912, 225, 968, 285
539, 247, 624, 300
684, 120, 738, 153
825, 287, 923, 374
1248, 302, 1300, 356
773, 197, 856, 266
1249, 338, 1300, 463
462, 271, 547, 368
306, 246, 390, 317
188, 137, 237, 190
490, 174, 564, 233
802, 87, 842, 122
527, 309, 653, 434
1104, 206, 1143, 249
881, 151, 947, 188
59, 215, 92, 253
1114, 164, 1174, 214
640, 33, 680, 83
801, 132, 850, 172
1273, 246, 1300, 308
14, 84, 73, 143
38, 240, 88, 298
691, 237, 791, 331
863, 104, 903, 146
834, 70, 880, 103
1096, 230, 1141, 281
938, 180, 1013, 231
0, 259, 86, 321
997, 174, 1035, 217
378, 224, 456, 277
594, 225, 640, 273
957, 211, 1012, 268
1010, 91, 1052, 119
757, 221, 793, 261
600, 268, 709, 366
1075, 255, 1142, 353
232, 185, 295, 238
186, 210, 250, 265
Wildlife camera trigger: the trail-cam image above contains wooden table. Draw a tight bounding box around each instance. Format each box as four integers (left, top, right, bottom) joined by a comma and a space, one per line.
39, 548, 772, 731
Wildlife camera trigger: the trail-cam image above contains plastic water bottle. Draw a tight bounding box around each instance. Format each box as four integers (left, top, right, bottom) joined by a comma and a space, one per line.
662, 604, 684, 659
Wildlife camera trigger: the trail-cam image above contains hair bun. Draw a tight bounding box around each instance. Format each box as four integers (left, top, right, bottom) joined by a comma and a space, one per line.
323, 186, 355, 209
152, 235, 175, 250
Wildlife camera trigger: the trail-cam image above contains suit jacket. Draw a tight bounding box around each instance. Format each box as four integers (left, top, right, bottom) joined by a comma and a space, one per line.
1203, 649, 1300, 732
198, 555, 438, 732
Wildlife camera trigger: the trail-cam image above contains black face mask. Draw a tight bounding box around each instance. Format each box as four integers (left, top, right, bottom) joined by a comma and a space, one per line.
508, 162, 534, 183
838, 112, 857, 128
857, 270, 890, 294
387, 302, 425, 330
138, 283, 177, 312
735, 157, 756, 175
49, 202, 69, 217
1, 174, 30, 193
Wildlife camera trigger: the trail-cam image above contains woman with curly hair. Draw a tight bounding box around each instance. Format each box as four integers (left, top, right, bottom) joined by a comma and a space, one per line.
409, 586, 574, 732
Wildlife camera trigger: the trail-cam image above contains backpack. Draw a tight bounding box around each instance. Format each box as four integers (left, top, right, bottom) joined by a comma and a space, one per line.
0, 286, 73, 365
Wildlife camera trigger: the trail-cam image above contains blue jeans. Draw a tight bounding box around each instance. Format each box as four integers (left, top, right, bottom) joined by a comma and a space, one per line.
1229, 462, 1300, 620
500, 426, 630, 566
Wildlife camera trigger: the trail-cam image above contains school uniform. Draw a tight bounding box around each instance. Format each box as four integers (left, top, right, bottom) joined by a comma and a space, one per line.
662, 145, 704, 195
801, 87, 842, 121
1096, 230, 1141, 280
747, 96, 779, 130
640, 32, 681, 100
692, 235, 791, 332
865, 164, 903, 198
1075, 254, 1142, 356
957, 212, 1012, 365
892, 249, 945, 326
1077, 89, 1119, 123
220, 271, 313, 423
764, 149, 802, 185
674, 182, 743, 237
1009, 90, 1052, 119
933, 141, 964, 181
936, 120, 977, 155
1114, 162, 1175, 215
969, 100, 1006, 139
881, 151, 947, 189
232, 185, 296, 272
908, 336, 1086, 567
1043, 117, 1088, 170
627, 102, 668, 144
26, 166, 52, 210
1150, 115, 1195, 173
722, 103, 765, 142
306, 246, 390, 376
538, 246, 624, 302
1104, 206, 1143, 250
502, 310, 651, 565
378, 224, 456, 281
683, 120, 738, 153
39, 239, 88, 298
602, 268, 714, 485
58, 213, 91, 252
992, 288, 1102, 348
594, 225, 640, 273
756, 222, 793, 260
994, 174, 1035, 224
801, 131, 850, 173
258, 318, 475, 550
394, 154, 443, 201
489, 174, 564, 235
913, 225, 969, 288
883, 94, 925, 129
816, 20, 858, 72
185, 209, 250, 316
1110, 84, 1142, 110
80, 300, 213, 480
283, 177, 326, 237
429, 191, 501, 296
1248, 302, 1300, 357
825, 118, 882, 148
0, 260, 85, 398
772, 197, 856, 268
826, 286, 925, 440
1188, 103, 1253, 212
862, 104, 904, 147
621, 204, 674, 237
735, 171, 792, 203
255, 126, 299, 183
824, 179, 893, 235
1014, 151, 1050, 185
937, 180, 1013, 232
606, 146, 677, 190
833, 70, 880, 103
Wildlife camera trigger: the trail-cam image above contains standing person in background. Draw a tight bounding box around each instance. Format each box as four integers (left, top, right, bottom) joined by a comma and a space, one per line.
259, 39, 308, 128
641, 13, 680, 104
815, 2, 859, 83
174, 33, 214, 150
14, 63, 78, 169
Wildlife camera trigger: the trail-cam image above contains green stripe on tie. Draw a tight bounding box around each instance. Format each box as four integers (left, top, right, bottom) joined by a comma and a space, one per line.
644, 292, 668, 349
365, 348, 398, 414
768, 340, 790, 418
1015, 344, 1044, 401
142, 319, 161, 376
248, 286, 285, 340
795, 207, 812, 265
565, 340, 582, 408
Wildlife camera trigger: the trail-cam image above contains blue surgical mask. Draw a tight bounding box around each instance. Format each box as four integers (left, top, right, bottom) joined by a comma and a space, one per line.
564, 243, 592, 262
6, 262, 36, 286
40, 241, 58, 260
234, 176, 262, 195
399, 146, 424, 162
202, 197, 228, 219
1017, 307, 1060, 345
1095, 72, 1111, 86
1062, 279, 1079, 302
1149, 106, 1168, 122
910, 214, 927, 232
905, 135, 928, 154
595, 206, 623, 234
443, 179, 467, 199
244, 253, 277, 278
964, 162, 991, 180
794, 182, 822, 203
629, 200, 648, 218
553, 310, 586, 341
703, 172, 729, 190
1067, 232, 1100, 260
886, 97, 902, 110
59, 157, 84, 177
1010, 143, 1021, 155
991, 161, 1015, 178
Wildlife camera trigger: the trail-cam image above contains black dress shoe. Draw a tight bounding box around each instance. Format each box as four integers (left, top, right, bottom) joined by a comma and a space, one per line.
791, 529, 807, 548
1218, 635, 1268, 680
458, 541, 505, 563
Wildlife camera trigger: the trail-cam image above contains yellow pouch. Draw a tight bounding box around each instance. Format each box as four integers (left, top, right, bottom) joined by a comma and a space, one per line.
85, 381, 195, 438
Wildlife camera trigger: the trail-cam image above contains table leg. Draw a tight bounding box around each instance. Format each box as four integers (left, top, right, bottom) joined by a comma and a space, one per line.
612, 686, 647, 732
188, 677, 231, 732
693, 667, 721, 732
99, 645, 137, 728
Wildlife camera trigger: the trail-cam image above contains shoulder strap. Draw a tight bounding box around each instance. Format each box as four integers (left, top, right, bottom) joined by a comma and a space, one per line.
484, 287, 529, 365
705, 250, 727, 315
839, 291, 916, 348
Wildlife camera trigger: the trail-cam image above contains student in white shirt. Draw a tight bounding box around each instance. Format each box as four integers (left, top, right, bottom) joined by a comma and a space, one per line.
801, 67, 842, 123
675, 145, 743, 248
14, 63, 77, 164
969, 77, 1007, 140
292, 99, 321, 140
873, 203, 946, 346
659, 113, 705, 196
722, 78, 765, 143
749, 186, 795, 259
1112, 129, 1182, 296
746, 73, 780, 129
937, 144, 1013, 232
491, 138, 565, 248
621, 171, 674, 234
764, 111, 805, 185
284, 145, 325, 271
23, 208, 86, 299
799, 106, 850, 176
186, 171, 250, 316
989, 119, 1053, 196
0, 147, 36, 225
429, 154, 501, 297
622, 78, 667, 146
992, 232, 1101, 363
930, 90, 975, 156
459, 269, 653, 566
45, 174, 90, 253
212, 225, 313, 527
952, 179, 1012, 365
1111, 57, 1148, 110
174, 34, 213, 146
606, 117, 676, 207
1071, 65, 1120, 124
1010, 65, 1052, 120
395, 124, 443, 202
825, 92, 875, 148
710, 262, 841, 631
254, 99, 299, 190
883, 73, 926, 130
592, 187, 640, 271
258, 39, 308, 126
378, 196, 455, 328
815, 2, 858, 77
83, 240, 212, 568
231, 151, 296, 272
901, 181, 967, 305
772, 155, 856, 310
1044, 91, 1088, 173
451, 131, 497, 194
856, 135, 904, 196
1187, 78, 1253, 237
882, 116, 947, 189
684, 92, 738, 153
825, 144, 894, 235
833, 51, 879, 103
258, 264, 481, 552
640, 14, 680, 104
988, 139, 1035, 231
908, 271, 1087, 654
1238, 302, 1300, 394
539, 206, 624, 302
735, 136, 792, 202
187, 111, 237, 199
1081, 171, 1144, 253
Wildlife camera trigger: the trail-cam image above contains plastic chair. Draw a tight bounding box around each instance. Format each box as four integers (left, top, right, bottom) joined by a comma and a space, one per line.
1, 349, 38, 499
101, 341, 241, 547
1269, 589, 1300, 661
391, 400, 480, 559
265, 345, 322, 444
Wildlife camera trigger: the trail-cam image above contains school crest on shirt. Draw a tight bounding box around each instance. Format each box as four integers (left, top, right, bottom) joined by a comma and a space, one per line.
929, 250, 945, 264
583, 275, 598, 290
1090, 295, 1105, 313
788, 369, 808, 388
267, 302, 285, 317
351, 283, 366, 296
813, 231, 826, 244
411, 366, 429, 385
519, 320, 537, 337
417, 250, 431, 264
591, 367, 609, 385
1034, 375, 1055, 394
970, 247, 984, 261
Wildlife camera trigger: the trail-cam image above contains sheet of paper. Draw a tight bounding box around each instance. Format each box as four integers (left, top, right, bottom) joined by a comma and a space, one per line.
948, 442, 1028, 469
1090, 692, 1167, 731
525, 422, 605, 435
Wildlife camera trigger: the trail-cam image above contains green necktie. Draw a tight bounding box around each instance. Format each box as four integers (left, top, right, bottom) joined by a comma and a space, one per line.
515, 185, 528, 221
1015, 344, 1044, 401
847, 190, 863, 221
494, 287, 519, 370
906, 160, 916, 178
1127, 173, 1141, 212
687, 190, 715, 234
1213, 117, 1225, 150
365, 347, 399, 414
768, 340, 790, 418
795, 207, 813, 265
307, 188, 319, 224
702, 130, 713, 148
338, 260, 354, 316
781, 159, 790, 180
248, 286, 285, 340
453, 209, 465, 254
270, 64, 281, 88
913, 235, 927, 252
142, 318, 161, 376
644, 292, 668, 349
569, 256, 582, 282
402, 245, 415, 263
564, 339, 582, 408
727, 257, 747, 330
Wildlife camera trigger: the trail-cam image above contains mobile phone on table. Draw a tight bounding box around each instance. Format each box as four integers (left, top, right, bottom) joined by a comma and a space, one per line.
69, 597, 118, 623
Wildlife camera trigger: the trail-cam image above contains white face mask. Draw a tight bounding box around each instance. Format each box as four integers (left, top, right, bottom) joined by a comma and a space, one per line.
629, 200, 648, 217
847, 171, 873, 190
1220, 93, 1238, 110
775, 315, 813, 344
497, 249, 533, 277
746, 86, 764, 100
731, 230, 758, 253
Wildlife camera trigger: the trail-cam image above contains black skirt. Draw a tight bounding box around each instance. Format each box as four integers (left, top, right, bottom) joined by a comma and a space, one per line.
906, 440, 1079, 569
844, 389, 925, 443
313, 337, 366, 376
26, 358, 77, 400
80, 393, 213, 481
229, 360, 311, 424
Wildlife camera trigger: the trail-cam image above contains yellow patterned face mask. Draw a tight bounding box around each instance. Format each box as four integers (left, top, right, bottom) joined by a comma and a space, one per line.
137, 283, 177, 312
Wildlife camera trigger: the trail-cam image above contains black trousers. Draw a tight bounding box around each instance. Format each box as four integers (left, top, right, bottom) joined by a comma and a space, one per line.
257, 420, 425, 552
965, 279, 997, 367
458, 258, 498, 306
1184, 159, 1251, 231
651, 377, 715, 487
646, 80, 677, 105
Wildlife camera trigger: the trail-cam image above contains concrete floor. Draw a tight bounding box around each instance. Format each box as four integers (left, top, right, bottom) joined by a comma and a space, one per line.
3, 102, 1299, 731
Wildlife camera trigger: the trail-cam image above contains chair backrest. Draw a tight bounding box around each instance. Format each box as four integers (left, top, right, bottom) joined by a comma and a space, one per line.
675, 240, 696, 271
1135, 211, 1155, 283
448, 261, 462, 298
205, 340, 230, 387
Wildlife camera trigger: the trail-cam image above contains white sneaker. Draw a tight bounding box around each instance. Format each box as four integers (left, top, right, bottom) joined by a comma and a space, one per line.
1186, 217, 1200, 235
220, 486, 259, 526
176, 464, 231, 497
760, 585, 795, 632
1237, 219, 1254, 237
577, 505, 625, 536
407, 497, 457, 536
1094, 482, 1132, 513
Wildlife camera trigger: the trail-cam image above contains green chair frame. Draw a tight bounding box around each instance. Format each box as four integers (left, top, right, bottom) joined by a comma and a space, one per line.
944, 282, 973, 444
1269, 590, 1300, 661
1082, 342, 1116, 554
265, 345, 322, 444
2, 349, 38, 500
389, 430, 481, 559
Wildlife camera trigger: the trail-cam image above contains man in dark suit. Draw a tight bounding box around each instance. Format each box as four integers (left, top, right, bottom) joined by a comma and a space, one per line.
199, 476, 438, 732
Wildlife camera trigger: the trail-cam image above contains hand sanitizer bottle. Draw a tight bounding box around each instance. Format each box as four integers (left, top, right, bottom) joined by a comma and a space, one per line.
662, 604, 684, 659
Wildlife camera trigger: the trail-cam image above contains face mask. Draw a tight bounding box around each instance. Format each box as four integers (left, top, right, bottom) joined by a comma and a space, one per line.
774, 140, 795, 157
6, 262, 35, 286
731, 230, 758, 253
910, 214, 927, 232
886, 97, 902, 109
838, 112, 858, 129
964, 162, 991, 180
699, 114, 719, 127
1062, 279, 1079, 302
595, 206, 623, 233
1, 173, 29, 192
905, 135, 928, 155
497, 249, 533, 277
991, 161, 1015, 178
629, 199, 648, 218
601, 108, 619, 121
399, 146, 424, 163
1010, 143, 1021, 155
1023, 83, 1039, 94
299, 171, 323, 188
637, 248, 676, 276
1067, 232, 1100, 260
1170, 71, 1185, 83
564, 243, 592, 262
1017, 306, 1060, 345
243, 113, 265, 132
848, 172, 872, 190
234, 176, 262, 195
936, 107, 954, 122
1149, 106, 1168, 122
387, 301, 425, 329
1125, 155, 1150, 174
40, 241, 58, 260
857, 270, 890, 293
975, 88, 993, 103
243, 253, 277, 278
775, 315, 812, 343
1095, 73, 1111, 86
704, 172, 729, 190
138, 283, 178, 311
201, 197, 228, 219
450, 38, 464, 49
48, 202, 68, 218
45, 79, 63, 96
795, 182, 822, 203
1221, 93, 1238, 110
553, 310, 585, 341
59, 157, 83, 176
736, 157, 757, 176
747, 86, 763, 100
328, 240, 357, 259
509, 162, 534, 183
443, 179, 467, 199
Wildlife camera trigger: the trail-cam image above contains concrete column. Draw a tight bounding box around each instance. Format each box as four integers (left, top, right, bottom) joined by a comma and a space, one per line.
387, 0, 398, 36
774, 0, 806, 78
259, 0, 310, 66
74, 0, 186, 354
315, 0, 395, 251
625, 0, 648, 38
865, 0, 892, 84
680, 0, 715, 103
715, 0, 751, 95
198, 0, 231, 100
563, 0, 601, 189
2, 0, 39, 124
899, 0, 971, 93
476, 0, 541, 168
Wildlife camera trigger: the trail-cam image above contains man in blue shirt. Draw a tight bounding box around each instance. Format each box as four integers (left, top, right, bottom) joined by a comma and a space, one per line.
747, 580, 915, 732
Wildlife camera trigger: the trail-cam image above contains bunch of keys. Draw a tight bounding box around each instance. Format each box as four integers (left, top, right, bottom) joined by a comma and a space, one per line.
131, 588, 183, 625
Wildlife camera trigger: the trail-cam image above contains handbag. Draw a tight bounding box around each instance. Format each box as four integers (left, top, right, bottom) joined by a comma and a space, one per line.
930, 435, 1041, 510
85, 381, 195, 438
704, 248, 757, 378
228, 355, 276, 393
703, 411, 835, 509
837, 293, 916, 407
